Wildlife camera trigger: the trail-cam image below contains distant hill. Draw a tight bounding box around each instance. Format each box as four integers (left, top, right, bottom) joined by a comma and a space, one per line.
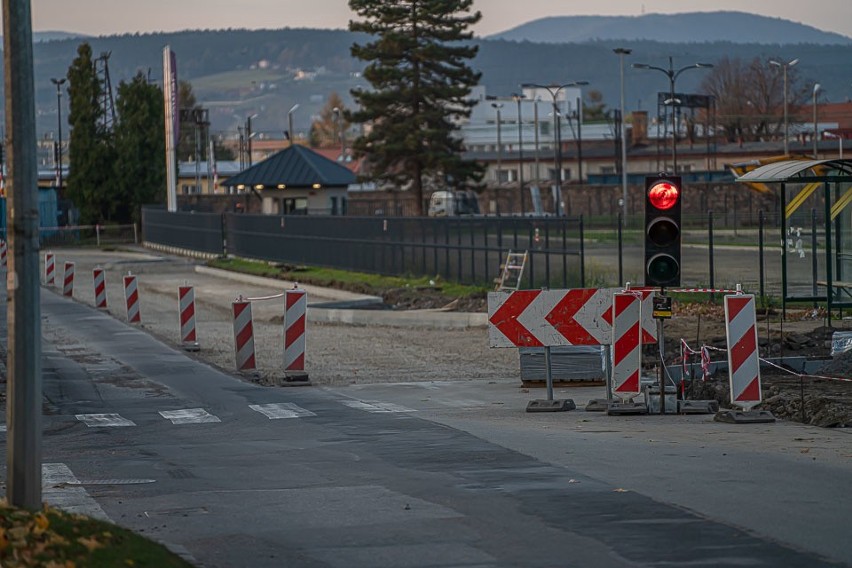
34, 31, 89, 43
489, 12, 852, 45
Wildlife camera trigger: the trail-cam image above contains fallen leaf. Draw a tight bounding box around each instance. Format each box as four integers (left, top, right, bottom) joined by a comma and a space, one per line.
800, 448, 811, 454
568, 479, 580, 484
77, 536, 104, 552
613, 488, 629, 493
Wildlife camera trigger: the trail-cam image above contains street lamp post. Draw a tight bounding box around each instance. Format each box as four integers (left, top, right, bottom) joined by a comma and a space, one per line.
512, 93, 526, 215
287, 104, 300, 147
813, 83, 821, 159
245, 113, 258, 167
633, 57, 713, 174
769, 58, 798, 156
613, 48, 631, 224
491, 102, 504, 197
50, 77, 66, 192
521, 82, 589, 215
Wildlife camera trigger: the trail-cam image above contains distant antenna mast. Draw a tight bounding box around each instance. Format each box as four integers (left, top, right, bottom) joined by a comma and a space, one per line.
95, 51, 117, 132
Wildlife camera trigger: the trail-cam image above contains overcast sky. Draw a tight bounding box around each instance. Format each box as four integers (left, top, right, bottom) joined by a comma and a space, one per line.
23, 0, 852, 39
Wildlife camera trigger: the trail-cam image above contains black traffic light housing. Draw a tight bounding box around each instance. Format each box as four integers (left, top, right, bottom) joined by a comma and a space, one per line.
644, 175, 682, 287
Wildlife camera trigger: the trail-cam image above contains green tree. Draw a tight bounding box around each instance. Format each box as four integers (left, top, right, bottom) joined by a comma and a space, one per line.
310, 92, 349, 149
113, 73, 166, 223
348, 0, 483, 215
66, 42, 114, 223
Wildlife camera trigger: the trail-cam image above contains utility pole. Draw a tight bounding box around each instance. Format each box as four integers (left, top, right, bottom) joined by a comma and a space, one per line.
3, 0, 44, 510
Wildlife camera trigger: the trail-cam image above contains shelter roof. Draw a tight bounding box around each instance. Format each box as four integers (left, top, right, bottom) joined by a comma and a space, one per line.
735, 159, 852, 183
223, 145, 356, 188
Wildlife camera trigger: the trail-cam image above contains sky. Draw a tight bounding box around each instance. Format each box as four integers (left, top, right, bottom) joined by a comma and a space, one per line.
23, 0, 852, 39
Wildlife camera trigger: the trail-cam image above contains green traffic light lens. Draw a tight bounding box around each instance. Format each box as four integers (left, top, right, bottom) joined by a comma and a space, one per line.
647, 254, 680, 284
647, 217, 680, 247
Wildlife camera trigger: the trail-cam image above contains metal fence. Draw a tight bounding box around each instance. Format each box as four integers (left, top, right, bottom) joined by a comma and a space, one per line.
142, 207, 224, 255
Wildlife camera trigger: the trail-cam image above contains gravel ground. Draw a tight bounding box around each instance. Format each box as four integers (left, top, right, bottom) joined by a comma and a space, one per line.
47, 248, 518, 387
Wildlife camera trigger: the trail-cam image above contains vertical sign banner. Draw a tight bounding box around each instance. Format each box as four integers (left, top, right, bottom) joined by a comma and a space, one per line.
179, 286, 198, 347
93, 267, 107, 308
724, 294, 762, 410
284, 289, 307, 372
163, 46, 178, 212
612, 293, 642, 400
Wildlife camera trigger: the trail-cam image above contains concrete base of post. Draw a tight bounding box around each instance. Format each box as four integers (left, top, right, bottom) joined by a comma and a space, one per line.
678, 400, 719, 414
607, 401, 649, 415
584, 398, 609, 412
182, 341, 200, 352
526, 399, 575, 413
714, 409, 776, 424
283, 371, 311, 384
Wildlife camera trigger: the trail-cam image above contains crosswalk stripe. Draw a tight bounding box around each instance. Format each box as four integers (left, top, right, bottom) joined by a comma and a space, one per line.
159, 408, 221, 425
340, 400, 417, 413
249, 403, 316, 419
75, 413, 136, 427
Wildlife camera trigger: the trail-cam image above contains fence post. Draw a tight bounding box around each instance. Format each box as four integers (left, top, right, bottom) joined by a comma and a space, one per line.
133, 223, 138, 244
708, 210, 715, 301
580, 214, 586, 288
758, 209, 765, 305
811, 208, 818, 308
617, 211, 624, 287
95, 224, 101, 246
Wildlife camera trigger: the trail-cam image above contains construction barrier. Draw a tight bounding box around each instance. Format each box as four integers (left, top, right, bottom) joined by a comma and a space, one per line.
45, 251, 55, 285
123, 274, 141, 324
724, 293, 762, 410
179, 285, 199, 350
284, 289, 307, 377
612, 292, 642, 400
0, 239, 7, 268
232, 299, 256, 371
93, 267, 107, 309
62, 261, 75, 297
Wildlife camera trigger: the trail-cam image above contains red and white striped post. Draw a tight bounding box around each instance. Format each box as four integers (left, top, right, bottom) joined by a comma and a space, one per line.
93, 267, 107, 308
62, 261, 75, 297
284, 289, 308, 381
724, 292, 762, 410
45, 251, 55, 285
611, 292, 642, 402
0, 239, 7, 268
179, 285, 199, 351
233, 298, 256, 371
123, 273, 141, 324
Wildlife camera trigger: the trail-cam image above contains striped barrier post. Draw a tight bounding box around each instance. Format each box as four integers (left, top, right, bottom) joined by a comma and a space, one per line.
123, 273, 141, 324
45, 251, 55, 285
0, 239, 7, 268
179, 285, 199, 351
93, 267, 108, 308
724, 293, 761, 410
284, 289, 308, 381
611, 292, 642, 402
233, 299, 256, 371
62, 261, 75, 297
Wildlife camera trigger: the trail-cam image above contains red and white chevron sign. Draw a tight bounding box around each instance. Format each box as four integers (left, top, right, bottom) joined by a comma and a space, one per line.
725, 294, 762, 409
489, 288, 656, 348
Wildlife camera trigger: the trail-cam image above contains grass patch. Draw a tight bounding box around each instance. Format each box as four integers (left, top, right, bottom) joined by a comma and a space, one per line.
208, 257, 489, 298
0, 502, 192, 567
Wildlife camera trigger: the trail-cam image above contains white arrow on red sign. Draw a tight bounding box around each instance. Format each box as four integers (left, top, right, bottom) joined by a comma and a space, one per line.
488, 288, 657, 348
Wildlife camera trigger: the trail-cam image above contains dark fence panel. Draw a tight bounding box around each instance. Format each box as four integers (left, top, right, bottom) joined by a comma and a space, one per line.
142, 207, 224, 254
223, 214, 584, 288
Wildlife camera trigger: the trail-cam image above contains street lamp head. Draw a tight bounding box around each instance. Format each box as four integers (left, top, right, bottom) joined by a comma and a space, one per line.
50, 77, 66, 87
613, 47, 632, 55
288, 104, 300, 114
571, 81, 590, 87
695, 63, 714, 69
814, 83, 821, 94
632, 63, 650, 69
511, 93, 525, 101
491, 102, 503, 109
789, 58, 800, 67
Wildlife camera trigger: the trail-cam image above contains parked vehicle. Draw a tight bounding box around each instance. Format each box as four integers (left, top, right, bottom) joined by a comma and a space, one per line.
428, 190, 480, 217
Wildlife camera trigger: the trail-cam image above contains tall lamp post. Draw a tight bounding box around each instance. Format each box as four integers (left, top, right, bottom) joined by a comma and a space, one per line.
521, 81, 589, 215
512, 93, 526, 215
769, 58, 798, 156
245, 113, 259, 167
613, 48, 631, 224
50, 77, 66, 192
633, 57, 713, 174
491, 102, 504, 190
287, 104, 300, 147
813, 83, 821, 159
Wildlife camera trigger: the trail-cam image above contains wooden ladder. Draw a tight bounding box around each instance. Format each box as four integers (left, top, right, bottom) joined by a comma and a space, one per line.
495, 250, 528, 292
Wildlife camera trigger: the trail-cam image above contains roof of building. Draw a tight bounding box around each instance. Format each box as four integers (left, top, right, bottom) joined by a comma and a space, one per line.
223, 145, 357, 188
735, 159, 852, 183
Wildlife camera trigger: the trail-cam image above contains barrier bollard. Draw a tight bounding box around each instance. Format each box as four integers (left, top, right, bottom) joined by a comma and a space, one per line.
93, 267, 108, 308
62, 261, 75, 297
0, 239, 7, 268
232, 298, 256, 371
284, 288, 309, 382
179, 285, 200, 351
123, 273, 141, 324
45, 251, 55, 285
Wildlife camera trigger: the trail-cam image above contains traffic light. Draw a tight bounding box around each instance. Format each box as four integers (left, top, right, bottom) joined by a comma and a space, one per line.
644, 175, 682, 287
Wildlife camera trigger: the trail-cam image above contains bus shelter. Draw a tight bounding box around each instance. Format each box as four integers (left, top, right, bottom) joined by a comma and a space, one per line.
736, 159, 852, 319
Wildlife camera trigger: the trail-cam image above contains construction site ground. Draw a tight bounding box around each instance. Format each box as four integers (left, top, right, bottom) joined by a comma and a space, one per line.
25, 247, 852, 428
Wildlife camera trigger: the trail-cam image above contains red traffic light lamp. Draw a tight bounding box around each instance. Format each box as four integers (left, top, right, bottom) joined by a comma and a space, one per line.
644, 175, 682, 287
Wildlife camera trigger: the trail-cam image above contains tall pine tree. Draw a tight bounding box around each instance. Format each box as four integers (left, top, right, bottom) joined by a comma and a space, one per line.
348, 0, 483, 215
66, 42, 114, 224
113, 73, 166, 223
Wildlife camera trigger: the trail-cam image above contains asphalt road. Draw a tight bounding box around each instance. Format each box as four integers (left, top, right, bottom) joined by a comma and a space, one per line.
1, 288, 851, 567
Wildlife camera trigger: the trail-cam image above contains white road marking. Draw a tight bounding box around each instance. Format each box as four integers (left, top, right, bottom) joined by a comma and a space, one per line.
249, 403, 316, 419
159, 408, 221, 425
76, 413, 136, 427
340, 400, 417, 413
43, 463, 111, 521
